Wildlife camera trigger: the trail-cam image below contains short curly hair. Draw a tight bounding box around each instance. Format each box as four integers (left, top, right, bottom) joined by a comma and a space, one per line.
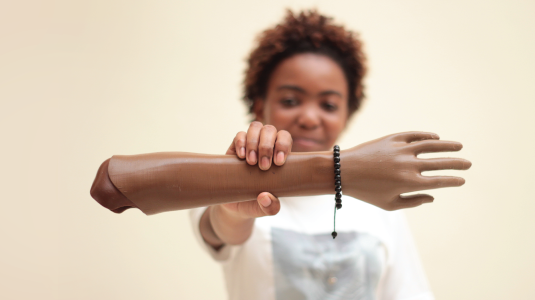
243, 9, 367, 119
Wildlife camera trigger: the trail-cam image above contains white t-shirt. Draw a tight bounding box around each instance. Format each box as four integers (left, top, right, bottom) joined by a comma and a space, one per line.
189, 194, 435, 300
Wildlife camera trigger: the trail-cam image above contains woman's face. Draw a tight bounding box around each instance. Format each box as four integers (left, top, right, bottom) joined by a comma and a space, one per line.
254, 53, 349, 152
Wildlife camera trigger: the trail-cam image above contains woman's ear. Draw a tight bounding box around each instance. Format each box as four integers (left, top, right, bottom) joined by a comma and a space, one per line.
252, 98, 265, 123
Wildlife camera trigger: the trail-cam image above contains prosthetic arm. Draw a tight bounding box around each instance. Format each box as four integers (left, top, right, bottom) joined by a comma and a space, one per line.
90, 131, 472, 215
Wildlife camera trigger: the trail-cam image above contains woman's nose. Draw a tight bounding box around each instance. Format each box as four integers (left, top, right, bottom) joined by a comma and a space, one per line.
297, 105, 321, 130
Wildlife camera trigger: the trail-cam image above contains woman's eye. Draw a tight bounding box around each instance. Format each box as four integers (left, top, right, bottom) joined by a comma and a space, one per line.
323, 103, 338, 111
281, 98, 298, 106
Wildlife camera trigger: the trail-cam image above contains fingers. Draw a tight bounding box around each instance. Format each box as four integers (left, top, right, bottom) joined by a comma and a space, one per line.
225, 138, 237, 156
233, 192, 281, 218
235, 122, 290, 170
392, 131, 440, 143
420, 175, 466, 189
242, 122, 290, 170
419, 157, 472, 171
273, 130, 292, 166
258, 125, 278, 170
229, 131, 247, 157
408, 140, 463, 155
256, 192, 281, 217
390, 193, 434, 210
246, 122, 263, 165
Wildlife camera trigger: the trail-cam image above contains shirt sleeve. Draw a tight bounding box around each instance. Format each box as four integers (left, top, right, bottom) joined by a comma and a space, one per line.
377, 211, 435, 300
188, 206, 242, 263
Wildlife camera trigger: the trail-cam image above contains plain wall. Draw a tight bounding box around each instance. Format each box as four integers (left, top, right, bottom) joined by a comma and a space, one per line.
1, 0, 534, 299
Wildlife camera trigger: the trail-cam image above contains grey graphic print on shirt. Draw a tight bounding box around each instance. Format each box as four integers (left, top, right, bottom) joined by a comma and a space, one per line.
271, 227, 383, 300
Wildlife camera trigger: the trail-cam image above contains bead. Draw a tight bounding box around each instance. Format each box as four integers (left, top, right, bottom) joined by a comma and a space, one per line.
332, 147, 341, 241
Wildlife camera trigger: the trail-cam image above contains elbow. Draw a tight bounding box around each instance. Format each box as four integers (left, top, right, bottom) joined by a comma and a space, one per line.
89, 166, 105, 202
90, 158, 114, 210
90, 158, 136, 213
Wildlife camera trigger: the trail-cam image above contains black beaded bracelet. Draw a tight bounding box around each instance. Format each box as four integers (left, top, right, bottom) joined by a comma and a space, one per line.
332, 145, 342, 239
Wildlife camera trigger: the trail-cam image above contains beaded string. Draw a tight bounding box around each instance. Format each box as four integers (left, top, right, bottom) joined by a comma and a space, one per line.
332, 204, 337, 238
332, 145, 342, 239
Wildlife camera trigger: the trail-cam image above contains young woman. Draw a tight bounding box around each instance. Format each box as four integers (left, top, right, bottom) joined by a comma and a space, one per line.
90, 9, 470, 300
189, 10, 450, 300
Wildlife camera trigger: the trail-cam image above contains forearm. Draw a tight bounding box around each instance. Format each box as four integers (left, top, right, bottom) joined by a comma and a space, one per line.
198, 206, 223, 250
94, 151, 334, 215
200, 205, 255, 249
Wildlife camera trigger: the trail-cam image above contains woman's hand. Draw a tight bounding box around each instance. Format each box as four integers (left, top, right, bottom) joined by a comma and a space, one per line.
220, 121, 293, 218
341, 131, 472, 211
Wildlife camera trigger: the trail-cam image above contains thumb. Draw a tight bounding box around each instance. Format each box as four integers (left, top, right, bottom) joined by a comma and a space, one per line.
394, 193, 434, 210
256, 192, 281, 217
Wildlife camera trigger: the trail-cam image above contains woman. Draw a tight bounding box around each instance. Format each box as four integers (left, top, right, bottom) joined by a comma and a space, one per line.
90, 9, 470, 300
190, 10, 439, 300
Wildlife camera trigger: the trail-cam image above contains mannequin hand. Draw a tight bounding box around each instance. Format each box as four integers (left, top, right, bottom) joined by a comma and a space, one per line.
341, 131, 472, 210
221, 121, 293, 218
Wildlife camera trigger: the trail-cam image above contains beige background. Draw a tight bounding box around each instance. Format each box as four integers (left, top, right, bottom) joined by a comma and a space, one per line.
1, 0, 534, 299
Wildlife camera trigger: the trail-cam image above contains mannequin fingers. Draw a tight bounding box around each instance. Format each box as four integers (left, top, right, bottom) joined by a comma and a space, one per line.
408, 140, 463, 155
258, 125, 278, 171
246, 121, 263, 165
391, 193, 434, 210
419, 157, 472, 172
273, 130, 292, 166
256, 192, 281, 217
420, 175, 466, 189
232, 131, 247, 158
392, 131, 440, 143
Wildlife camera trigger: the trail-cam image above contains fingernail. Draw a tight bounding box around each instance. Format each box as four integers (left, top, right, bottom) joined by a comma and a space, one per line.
261, 156, 270, 169
240, 147, 245, 157
249, 150, 256, 164
260, 196, 272, 207
276, 151, 285, 164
